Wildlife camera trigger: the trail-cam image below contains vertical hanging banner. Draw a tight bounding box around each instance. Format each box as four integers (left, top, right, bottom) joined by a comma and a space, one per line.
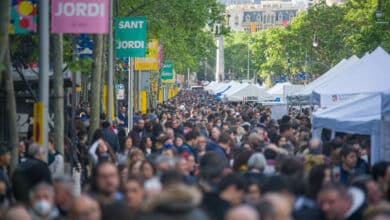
160, 62, 173, 81
250, 22, 256, 33
115, 17, 147, 58
158, 44, 163, 70
9, 0, 37, 34
140, 90, 147, 114
51, 0, 109, 33
33, 102, 44, 144
135, 39, 159, 70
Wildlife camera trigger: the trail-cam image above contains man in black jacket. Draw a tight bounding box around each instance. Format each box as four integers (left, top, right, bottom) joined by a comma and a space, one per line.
12, 143, 52, 203
102, 121, 120, 153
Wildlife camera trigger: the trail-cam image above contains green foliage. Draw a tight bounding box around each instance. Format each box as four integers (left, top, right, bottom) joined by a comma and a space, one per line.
118, 0, 225, 73
223, 0, 389, 85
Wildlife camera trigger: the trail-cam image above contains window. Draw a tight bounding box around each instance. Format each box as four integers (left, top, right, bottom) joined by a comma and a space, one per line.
257, 14, 262, 22
245, 14, 251, 22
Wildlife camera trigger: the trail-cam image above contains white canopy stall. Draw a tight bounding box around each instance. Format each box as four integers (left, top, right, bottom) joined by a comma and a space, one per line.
313, 90, 390, 164
287, 55, 360, 106
267, 82, 292, 102
223, 84, 273, 102
313, 47, 390, 108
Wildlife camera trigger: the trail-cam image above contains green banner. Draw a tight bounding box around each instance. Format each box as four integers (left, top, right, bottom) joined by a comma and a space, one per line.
115, 17, 147, 58
161, 62, 173, 80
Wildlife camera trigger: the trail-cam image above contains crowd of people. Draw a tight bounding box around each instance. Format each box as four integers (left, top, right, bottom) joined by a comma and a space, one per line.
1, 89, 390, 220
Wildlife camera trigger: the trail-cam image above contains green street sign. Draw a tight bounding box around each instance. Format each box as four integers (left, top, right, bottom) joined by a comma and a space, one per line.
115, 17, 147, 58
161, 62, 173, 80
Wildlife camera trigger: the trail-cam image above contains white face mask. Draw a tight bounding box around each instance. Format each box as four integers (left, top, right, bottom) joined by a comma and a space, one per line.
33, 200, 52, 216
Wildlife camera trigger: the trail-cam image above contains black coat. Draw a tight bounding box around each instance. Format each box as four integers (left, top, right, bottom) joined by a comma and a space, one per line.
103, 128, 120, 153
201, 192, 231, 220
12, 158, 52, 203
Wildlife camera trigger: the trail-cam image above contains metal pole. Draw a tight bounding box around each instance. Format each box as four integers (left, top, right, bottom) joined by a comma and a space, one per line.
137, 70, 142, 111
247, 42, 250, 80
204, 58, 207, 81
108, 0, 114, 123
187, 67, 190, 87
128, 58, 134, 131
39, 0, 49, 160
215, 36, 220, 82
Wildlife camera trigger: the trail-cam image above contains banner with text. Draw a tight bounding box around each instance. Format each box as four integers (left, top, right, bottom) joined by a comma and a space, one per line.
115, 17, 147, 58
51, 0, 109, 33
135, 39, 159, 70
161, 62, 173, 81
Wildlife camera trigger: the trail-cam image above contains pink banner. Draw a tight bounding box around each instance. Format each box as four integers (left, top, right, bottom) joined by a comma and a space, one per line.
51, 0, 109, 33
158, 44, 163, 70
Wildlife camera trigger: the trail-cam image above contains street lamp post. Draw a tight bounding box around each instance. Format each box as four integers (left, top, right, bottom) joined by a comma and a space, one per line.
247, 42, 250, 81
39, 0, 50, 160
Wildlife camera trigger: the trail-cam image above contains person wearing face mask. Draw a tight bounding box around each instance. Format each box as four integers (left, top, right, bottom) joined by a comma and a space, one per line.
29, 183, 59, 220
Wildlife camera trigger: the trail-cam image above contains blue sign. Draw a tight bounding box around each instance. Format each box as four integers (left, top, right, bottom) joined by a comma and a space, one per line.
298, 71, 307, 81
75, 34, 93, 58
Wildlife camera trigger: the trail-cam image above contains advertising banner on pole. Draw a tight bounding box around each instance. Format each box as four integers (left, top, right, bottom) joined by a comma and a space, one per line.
33, 102, 43, 144
115, 17, 147, 58
115, 84, 125, 100
140, 90, 147, 114
9, 0, 37, 34
135, 39, 159, 70
51, 0, 109, 33
160, 62, 173, 80
158, 44, 163, 70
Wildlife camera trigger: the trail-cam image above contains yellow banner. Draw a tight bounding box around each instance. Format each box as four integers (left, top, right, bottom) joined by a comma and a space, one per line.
135, 39, 159, 70
250, 22, 257, 33
33, 102, 43, 144
140, 90, 147, 114
158, 89, 163, 103
103, 85, 115, 121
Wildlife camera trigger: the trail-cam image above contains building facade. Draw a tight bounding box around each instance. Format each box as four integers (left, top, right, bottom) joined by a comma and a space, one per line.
224, 0, 311, 32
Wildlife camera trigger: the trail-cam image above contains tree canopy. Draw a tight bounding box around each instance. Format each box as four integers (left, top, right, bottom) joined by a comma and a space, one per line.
222, 0, 389, 85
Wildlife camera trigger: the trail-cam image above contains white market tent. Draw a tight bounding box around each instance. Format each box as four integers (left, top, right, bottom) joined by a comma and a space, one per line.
222, 83, 249, 97
216, 83, 244, 96
204, 81, 218, 91
223, 84, 273, 102
208, 83, 227, 94
267, 82, 292, 102
312, 90, 390, 164
313, 47, 390, 108
208, 81, 241, 95
267, 82, 292, 95
297, 56, 360, 96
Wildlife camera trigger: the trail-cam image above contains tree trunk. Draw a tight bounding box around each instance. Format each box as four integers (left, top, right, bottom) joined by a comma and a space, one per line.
1, 0, 18, 172
81, 73, 89, 103
88, 34, 104, 142
0, 0, 11, 83
4, 49, 19, 173
52, 34, 64, 155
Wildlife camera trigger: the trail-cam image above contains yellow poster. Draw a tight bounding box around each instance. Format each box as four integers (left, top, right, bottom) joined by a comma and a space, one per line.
158, 89, 163, 103
135, 39, 159, 70
250, 22, 257, 33
103, 85, 115, 121
140, 90, 147, 114
33, 102, 43, 144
